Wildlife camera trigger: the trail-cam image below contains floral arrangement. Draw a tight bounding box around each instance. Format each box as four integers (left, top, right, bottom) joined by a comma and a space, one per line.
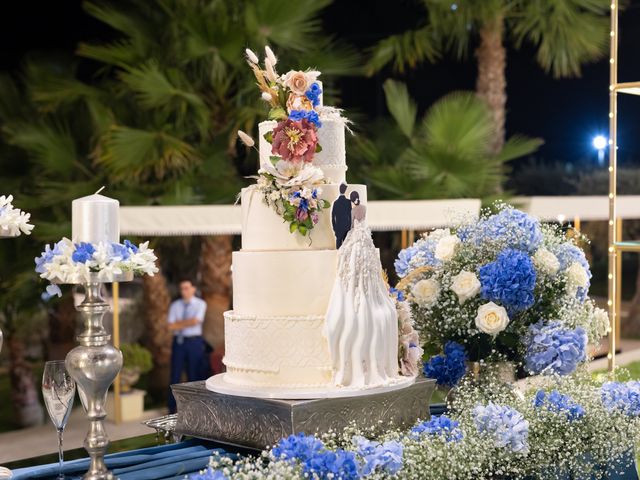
394, 204, 610, 385
35, 237, 158, 295
0, 194, 34, 237
237, 47, 331, 237
189, 372, 640, 479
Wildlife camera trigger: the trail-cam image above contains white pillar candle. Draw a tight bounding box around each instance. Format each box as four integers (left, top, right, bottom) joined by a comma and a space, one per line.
72, 191, 119, 244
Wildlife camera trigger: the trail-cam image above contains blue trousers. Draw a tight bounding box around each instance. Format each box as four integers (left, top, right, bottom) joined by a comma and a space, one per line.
168, 336, 208, 413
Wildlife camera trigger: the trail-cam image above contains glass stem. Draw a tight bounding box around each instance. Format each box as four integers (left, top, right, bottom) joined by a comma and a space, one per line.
57, 428, 64, 479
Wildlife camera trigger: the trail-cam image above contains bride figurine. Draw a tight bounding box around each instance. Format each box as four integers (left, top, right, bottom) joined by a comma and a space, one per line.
325, 190, 399, 387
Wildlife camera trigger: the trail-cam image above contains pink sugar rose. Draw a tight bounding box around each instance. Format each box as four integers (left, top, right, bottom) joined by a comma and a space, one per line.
271, 118, 318, 163
295, 207, 309, 222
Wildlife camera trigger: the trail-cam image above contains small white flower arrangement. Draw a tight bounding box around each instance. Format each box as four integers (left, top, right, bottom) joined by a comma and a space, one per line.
0, 195, 34, 237
35, 238, 158, 296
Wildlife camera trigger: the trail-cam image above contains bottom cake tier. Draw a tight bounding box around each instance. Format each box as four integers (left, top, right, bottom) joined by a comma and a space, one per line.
223, 311, 333, 387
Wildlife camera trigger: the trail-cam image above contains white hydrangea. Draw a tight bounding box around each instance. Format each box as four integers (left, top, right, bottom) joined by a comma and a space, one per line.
567, 262, 589, 289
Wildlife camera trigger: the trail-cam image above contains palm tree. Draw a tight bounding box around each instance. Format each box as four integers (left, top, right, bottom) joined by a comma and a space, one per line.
366, 0, 610, 152
349, 79, 542, 200
16, 0, 360, 370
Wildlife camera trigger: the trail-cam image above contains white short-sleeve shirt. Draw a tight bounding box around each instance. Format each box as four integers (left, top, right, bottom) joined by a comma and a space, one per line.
167, 296, 207, 337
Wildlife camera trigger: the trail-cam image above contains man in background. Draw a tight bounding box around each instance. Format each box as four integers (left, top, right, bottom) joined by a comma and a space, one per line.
167, 278, 209, 413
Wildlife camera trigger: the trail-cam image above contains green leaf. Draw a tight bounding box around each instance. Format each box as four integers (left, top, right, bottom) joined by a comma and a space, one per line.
298, 224, 308, 235
270, 155, 281, 165
315, 143, 322, 153
263, 131, 273, 143
366, 26, 440, 75
383, 80, 417, 139
268, 107, 287, 120
290, 222, 298, 233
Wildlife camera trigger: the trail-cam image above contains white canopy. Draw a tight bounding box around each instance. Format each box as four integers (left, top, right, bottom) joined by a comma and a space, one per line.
119, 199, 482, 236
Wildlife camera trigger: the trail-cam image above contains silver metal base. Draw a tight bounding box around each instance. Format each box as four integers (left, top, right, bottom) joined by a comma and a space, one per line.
173, 377, 435, 450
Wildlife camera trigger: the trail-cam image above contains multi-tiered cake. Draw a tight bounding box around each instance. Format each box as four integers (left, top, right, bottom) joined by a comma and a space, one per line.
207, 47, 421, 398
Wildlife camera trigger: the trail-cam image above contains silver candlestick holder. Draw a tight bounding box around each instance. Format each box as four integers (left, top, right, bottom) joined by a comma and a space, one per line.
64, 272, 132, 480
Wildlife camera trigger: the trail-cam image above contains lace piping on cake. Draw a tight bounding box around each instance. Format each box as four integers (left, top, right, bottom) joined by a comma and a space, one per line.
224, 311, 326, 322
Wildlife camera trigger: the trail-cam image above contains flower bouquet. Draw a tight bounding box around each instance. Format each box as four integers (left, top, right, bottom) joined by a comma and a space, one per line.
238, 46, 331, 237
395, 204, 610, 387
0, 194, 34, 237
35, 238, 158, 296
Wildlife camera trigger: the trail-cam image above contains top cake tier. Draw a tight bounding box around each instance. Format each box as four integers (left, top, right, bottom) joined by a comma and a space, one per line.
258, 111, 347, 184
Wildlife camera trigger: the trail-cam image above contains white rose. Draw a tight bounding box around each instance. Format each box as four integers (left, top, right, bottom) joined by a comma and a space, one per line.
475, 302, 510, 336
450, 270, 481, 304
567, 262, 589, 289
434, 235, 460, 262
411, 279, 440, 307
534, 248, 560, 276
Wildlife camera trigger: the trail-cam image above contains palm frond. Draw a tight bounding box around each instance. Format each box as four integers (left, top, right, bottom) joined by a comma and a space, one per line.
77, 40, 142, 68
509, 0, 609, 77
366, 26, 439, 75
493, 134, 544, 163
383, 80, 417, 139
98, 125, 201, 182
245, 0, 332, 49
3, 122, 77, 176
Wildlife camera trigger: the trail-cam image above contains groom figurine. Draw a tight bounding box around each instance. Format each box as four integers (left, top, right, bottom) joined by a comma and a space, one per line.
332, 183, 352, 249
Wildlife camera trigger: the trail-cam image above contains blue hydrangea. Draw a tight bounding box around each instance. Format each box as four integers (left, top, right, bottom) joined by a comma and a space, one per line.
524, 321, 587, 375
553, 243, 592, 301
389, 287, 405, 302
353, 436, 403, 476
305, 82, 322, 107
288, 109, 322, 128
110, 242, 131, 261
411, 415, 463, 442
479, 249, 537, 312
71, 242, 96, 263
601, 381, 640, 417
533, 389, 585, 421
273, 433, 360, 479
473, 403, 529, 453
423, 341, 467, 387
481, 208, 542, 252
124, 239, 138, 253
394, 246, 418, 278
189, 468, 227, 480
34, 240, 64, 273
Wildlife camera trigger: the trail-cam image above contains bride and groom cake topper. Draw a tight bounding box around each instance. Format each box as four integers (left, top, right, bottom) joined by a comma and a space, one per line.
331, 183, 365, 249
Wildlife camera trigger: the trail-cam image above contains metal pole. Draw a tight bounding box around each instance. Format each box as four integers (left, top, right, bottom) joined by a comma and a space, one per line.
113, 282, 122, 424
616, 218, 623, 349
607, 0, 619, 372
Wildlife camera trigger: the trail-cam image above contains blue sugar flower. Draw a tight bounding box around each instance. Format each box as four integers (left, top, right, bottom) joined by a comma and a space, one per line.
479, 249, 537, 312
481, 208, 543, 252
124, 239, 138, 253
601, 381, 640, 417
423, 341, 467, 387
473, 403, 529, 453
354, 436, 403, 476
411, 415, 463, 442
288, 109, 322, 128
533, 390, 585, 421
72, 242, 96, 263
524, 321, 587, 376
305, 82, 323, 107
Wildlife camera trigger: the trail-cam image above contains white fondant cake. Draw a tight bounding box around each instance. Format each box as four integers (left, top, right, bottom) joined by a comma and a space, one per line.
212, 52, 409, 397
241, 184, 367, 251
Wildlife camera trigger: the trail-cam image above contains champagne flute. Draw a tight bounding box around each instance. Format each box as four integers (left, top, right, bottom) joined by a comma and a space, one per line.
42, 360, 76, 480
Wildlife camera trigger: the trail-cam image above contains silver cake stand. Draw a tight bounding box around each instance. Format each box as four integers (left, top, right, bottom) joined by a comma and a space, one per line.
62, 271, 133, 480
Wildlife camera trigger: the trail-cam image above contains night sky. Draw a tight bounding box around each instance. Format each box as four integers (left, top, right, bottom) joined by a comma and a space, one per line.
1, 0, 639, 170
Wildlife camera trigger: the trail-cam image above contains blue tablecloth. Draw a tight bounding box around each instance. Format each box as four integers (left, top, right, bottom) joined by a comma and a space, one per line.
10, 440, 236, 480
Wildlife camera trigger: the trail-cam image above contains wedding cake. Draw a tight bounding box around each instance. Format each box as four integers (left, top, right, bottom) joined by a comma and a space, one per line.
208, 47, 421, 398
